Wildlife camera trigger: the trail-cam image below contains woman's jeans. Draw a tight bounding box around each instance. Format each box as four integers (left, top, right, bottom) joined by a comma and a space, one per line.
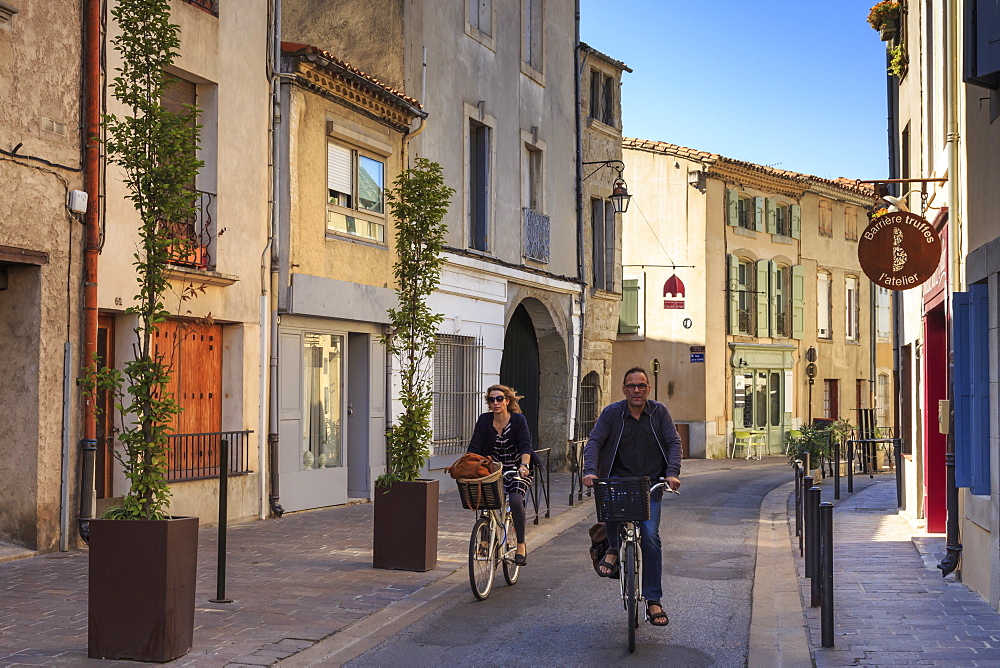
605, 489, 663, 602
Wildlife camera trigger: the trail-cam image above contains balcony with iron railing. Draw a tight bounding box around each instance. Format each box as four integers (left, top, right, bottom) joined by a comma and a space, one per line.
181, 0, 219, 15
165, 430, 252, 482
166, 189, 216, 271
523, 207, 550, 263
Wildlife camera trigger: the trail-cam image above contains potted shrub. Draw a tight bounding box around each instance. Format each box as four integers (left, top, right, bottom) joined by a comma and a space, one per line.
867, 0, 901, 38
82, 0, 204, 660
888, 43, 908, 78
372, 158, 454, 572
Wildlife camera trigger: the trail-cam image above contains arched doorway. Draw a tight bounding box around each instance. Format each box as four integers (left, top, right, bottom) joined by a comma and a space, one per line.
500, 303, 540, 445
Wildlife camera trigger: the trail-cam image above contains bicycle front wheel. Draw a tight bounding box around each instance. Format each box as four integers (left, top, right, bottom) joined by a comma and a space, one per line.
623, 541, 639, 653
502, 512, 520, 585
469, 517, 496, 600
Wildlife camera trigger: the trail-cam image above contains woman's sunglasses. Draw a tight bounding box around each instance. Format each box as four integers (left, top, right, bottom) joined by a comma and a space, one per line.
486, 395, 507, 403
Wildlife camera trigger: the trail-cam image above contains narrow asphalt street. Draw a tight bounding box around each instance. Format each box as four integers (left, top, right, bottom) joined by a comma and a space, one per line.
344, 463, 793, 666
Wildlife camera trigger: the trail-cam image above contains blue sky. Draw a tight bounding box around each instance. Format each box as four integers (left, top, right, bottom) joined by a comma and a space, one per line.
580, 0, 890, 181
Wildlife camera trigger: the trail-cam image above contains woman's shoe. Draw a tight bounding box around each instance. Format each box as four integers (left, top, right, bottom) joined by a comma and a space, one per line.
514, 553, 527, 566
597, 548, 619, 578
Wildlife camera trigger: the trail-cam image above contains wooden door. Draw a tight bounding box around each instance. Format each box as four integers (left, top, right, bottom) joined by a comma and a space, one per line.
96, 315, 116, 499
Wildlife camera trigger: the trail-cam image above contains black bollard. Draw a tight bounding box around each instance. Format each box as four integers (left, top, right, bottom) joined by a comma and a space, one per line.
802, 475, 813, 558
834, 439, 841, 500
808, 487, 822, 606
820, 502, 835, 646
847, 439, 854, 493
794, 461, 802, 538
803, 479, 815, 574
210, 438, 233, 604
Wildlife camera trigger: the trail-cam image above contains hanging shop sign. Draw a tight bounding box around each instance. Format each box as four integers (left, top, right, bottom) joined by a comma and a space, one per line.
857, 211, 942, 290
663, 274, 686, 309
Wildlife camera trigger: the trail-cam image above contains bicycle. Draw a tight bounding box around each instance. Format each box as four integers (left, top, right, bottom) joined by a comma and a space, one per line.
593, 476, 679, 653
459, 469, 526, 600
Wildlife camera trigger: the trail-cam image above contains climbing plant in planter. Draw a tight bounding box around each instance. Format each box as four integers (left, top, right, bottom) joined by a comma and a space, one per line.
373, 157, 454, 572
81, 0, 203, 661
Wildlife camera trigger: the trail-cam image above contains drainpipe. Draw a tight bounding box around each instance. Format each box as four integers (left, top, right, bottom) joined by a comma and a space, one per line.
939, 0, 962, 577
886, 42, 903, 508
266, 0, 285, 518
77, 0, 103, 543
572, 0, 586, 444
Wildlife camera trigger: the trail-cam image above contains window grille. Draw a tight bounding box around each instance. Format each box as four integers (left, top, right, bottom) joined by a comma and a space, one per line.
433, 335, 483, 456
576, 371, 601, 440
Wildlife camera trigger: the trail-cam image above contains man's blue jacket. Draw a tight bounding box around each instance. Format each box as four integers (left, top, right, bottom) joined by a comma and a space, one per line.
582, 399, 682, 480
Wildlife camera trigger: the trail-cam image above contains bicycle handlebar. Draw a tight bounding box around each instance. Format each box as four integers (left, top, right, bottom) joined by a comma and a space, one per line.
650, 478, 680, 495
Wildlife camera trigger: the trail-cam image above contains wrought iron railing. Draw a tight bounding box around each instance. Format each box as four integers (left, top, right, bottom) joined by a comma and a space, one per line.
181, 0, 219, 14
737, 306, 755, 334
775, 310, 791, 337
523, 207, 550, 263
165, 430, 252, 482
166, 189, 216, 270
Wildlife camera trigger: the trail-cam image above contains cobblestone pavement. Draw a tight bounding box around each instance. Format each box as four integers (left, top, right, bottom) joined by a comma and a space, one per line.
795, 475, 1000, 667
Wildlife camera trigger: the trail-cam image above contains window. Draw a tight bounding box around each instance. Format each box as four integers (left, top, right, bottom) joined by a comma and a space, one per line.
953, 284, 990, 494
774, 203, 789, 236
576, 371, 601, 440
589, 69, 615, 126
468, 0, 492, 36
737, 195, 753, 230
845, 206, 858, 241
523, 0, 543, 72
876, 373, 890, 430
619, 278, 640, 334
728, 255, 756, 335
469, 120, 490, 251
302, 332, 344, 469
845, 276, 859, 341
965, 0, 1000, 88
876, 286, 892, 339
433, 334, 483, 456
817, 270, 831, 339
774, 264, 790, 337
523, 145, 542, 211
591, 198, 616, 291
327, 141, 386, 243
818, 200, 833, 237
823, 378, 839, 419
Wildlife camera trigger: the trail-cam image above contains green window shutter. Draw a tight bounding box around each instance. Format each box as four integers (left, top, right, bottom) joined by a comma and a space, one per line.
765, 198, 776, 234
768, 261, 778, 337
754, 197, 765, 232
755, 259, 769, 337
728, 254, 740, 335
790, 204, 801, 239
791, 264, 805, 339
727, 189, 739, 226
619, 279, 640, 334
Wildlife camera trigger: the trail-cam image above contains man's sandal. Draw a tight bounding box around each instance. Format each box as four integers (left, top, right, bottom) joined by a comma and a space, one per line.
597, 549, 619, 578
646, 601, 669, 626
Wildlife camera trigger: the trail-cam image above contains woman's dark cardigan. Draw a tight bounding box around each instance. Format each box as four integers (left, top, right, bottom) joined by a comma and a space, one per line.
467, 412, 542, 468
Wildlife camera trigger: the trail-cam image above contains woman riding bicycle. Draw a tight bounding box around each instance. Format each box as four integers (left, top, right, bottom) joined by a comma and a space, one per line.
583, 367, 682, 627
467, 384, 539, 566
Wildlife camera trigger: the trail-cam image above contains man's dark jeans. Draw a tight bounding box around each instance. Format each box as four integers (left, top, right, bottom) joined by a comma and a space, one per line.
605, 489, 663, 602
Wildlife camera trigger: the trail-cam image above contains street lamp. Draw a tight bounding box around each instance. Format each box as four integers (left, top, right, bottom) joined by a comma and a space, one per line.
583, 159, 632, 214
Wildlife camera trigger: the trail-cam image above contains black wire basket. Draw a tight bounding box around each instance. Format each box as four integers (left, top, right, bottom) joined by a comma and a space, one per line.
593, 477, 651, 522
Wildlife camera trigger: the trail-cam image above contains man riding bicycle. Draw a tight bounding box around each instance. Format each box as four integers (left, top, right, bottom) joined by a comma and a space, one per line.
583, 366, 682, 627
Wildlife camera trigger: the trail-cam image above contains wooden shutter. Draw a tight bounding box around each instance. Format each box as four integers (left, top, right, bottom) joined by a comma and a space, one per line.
727, 254, 740, 334
605, 201, 616, 291
753, 197, 765, 232
163, 77, 195, 115
954, 284, 991, 494
765, 199, 776, 235
791, 265, 805, 339
755, 259, 769, 337
768, 261, 778, 337
327, 141, 352, 195
726, 189, 739, 227
619, 279, 639, 334
977, 0, 1000, 80
790, 204, 801, 239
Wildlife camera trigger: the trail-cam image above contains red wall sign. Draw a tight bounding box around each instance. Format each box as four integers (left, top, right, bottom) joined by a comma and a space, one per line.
857, 211, 942, 290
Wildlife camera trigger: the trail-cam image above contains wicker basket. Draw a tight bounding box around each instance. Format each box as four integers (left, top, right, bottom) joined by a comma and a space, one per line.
593, 477, 651, 522
456, 463, 504, 510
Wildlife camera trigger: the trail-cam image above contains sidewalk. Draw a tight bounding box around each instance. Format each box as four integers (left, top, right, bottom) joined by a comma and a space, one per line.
753, 470, 1000, 667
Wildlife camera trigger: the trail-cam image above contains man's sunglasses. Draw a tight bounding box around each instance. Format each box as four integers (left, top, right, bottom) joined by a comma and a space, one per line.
624, 383, 649, 391
486, 395, 507, 403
